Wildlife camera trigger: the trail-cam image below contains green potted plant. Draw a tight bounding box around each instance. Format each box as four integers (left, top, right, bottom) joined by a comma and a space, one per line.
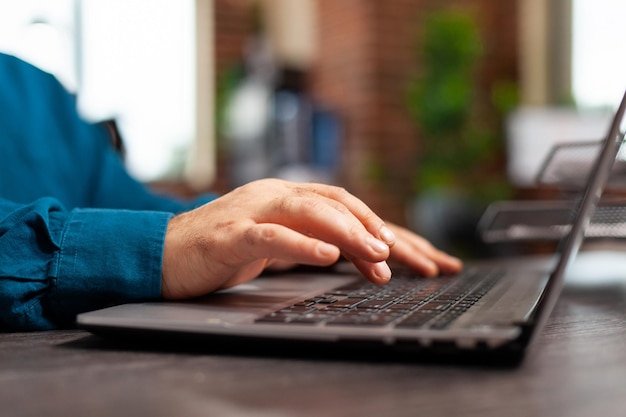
407, 9, 515, 254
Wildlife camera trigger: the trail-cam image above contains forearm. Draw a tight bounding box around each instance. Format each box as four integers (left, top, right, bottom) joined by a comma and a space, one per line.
0, 197, 170, 330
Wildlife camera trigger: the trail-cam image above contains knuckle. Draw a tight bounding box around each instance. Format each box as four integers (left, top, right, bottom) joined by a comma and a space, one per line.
274, 195, 295, 216
243, 226, 258, 246
360, 209, 380, 225
326, 199, 350, 215
291, 185, 309, 196
330, 185, 350, 199
245, 224, 277, 246
258, 225, 278, 242
347, 222, 364, 238
302, 197, 327, 214
278, 193, 323, 216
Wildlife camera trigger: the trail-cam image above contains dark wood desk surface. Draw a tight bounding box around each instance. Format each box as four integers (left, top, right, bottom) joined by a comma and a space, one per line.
2, 253, 626, 417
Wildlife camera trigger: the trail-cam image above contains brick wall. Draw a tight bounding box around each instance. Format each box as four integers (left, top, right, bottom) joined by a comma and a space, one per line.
214, 0, 254, 75
212, 0, 255, 193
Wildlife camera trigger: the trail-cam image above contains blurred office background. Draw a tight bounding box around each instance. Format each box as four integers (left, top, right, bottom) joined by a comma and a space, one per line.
1, 0, 625, 255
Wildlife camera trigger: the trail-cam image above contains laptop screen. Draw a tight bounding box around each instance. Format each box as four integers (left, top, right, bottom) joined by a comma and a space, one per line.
532, 91, 626, 334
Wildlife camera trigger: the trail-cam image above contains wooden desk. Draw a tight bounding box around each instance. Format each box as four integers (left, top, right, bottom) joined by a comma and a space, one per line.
2, 256, 626, 417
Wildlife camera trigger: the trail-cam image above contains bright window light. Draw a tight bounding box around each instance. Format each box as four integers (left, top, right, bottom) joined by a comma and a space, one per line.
0, 0, 197, 182
572, 0, 626, 108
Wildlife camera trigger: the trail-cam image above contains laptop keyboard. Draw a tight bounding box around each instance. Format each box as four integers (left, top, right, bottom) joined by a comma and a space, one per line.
255, 268, 504, 329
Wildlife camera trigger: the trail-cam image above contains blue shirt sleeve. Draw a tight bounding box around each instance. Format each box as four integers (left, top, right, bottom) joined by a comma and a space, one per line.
0, 197, 173, 331
0, 53, 218, 331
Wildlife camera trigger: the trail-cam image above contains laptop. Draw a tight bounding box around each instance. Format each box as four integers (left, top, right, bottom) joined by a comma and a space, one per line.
77, 91, 626, 364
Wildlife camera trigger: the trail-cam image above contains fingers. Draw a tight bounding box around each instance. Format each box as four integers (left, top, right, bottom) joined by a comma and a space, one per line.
386, 224, 463, 277
242, 223, 341, 266
216, 223, 343, 291
347, 226, 462, 284
244, 182, 460, 282
347, 256, 392, 285
241, 183, 396, 286
299, 183, 397, 246
261, 188, 391, 264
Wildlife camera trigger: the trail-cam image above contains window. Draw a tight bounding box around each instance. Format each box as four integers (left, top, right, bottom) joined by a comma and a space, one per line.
0, 0, 214, 185
572, 0, 626, 108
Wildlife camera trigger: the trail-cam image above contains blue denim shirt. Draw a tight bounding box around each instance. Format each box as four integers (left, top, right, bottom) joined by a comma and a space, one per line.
0, 53, 214, 330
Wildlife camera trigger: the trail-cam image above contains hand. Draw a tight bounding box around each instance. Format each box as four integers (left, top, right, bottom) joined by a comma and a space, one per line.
161, 179, 462, 299
263, 222, 463, 277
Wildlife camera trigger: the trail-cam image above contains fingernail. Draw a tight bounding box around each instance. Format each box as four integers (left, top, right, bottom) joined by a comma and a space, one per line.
378, 225, 396, 245
367, 236, 389, 254
424, 261, 438, 276
318, 242, 339, 257
450, 256, 463, 267
373, 261, 392, 282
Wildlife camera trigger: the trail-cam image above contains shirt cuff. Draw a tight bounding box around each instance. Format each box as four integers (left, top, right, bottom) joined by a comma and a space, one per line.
48, 208, 172, 323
